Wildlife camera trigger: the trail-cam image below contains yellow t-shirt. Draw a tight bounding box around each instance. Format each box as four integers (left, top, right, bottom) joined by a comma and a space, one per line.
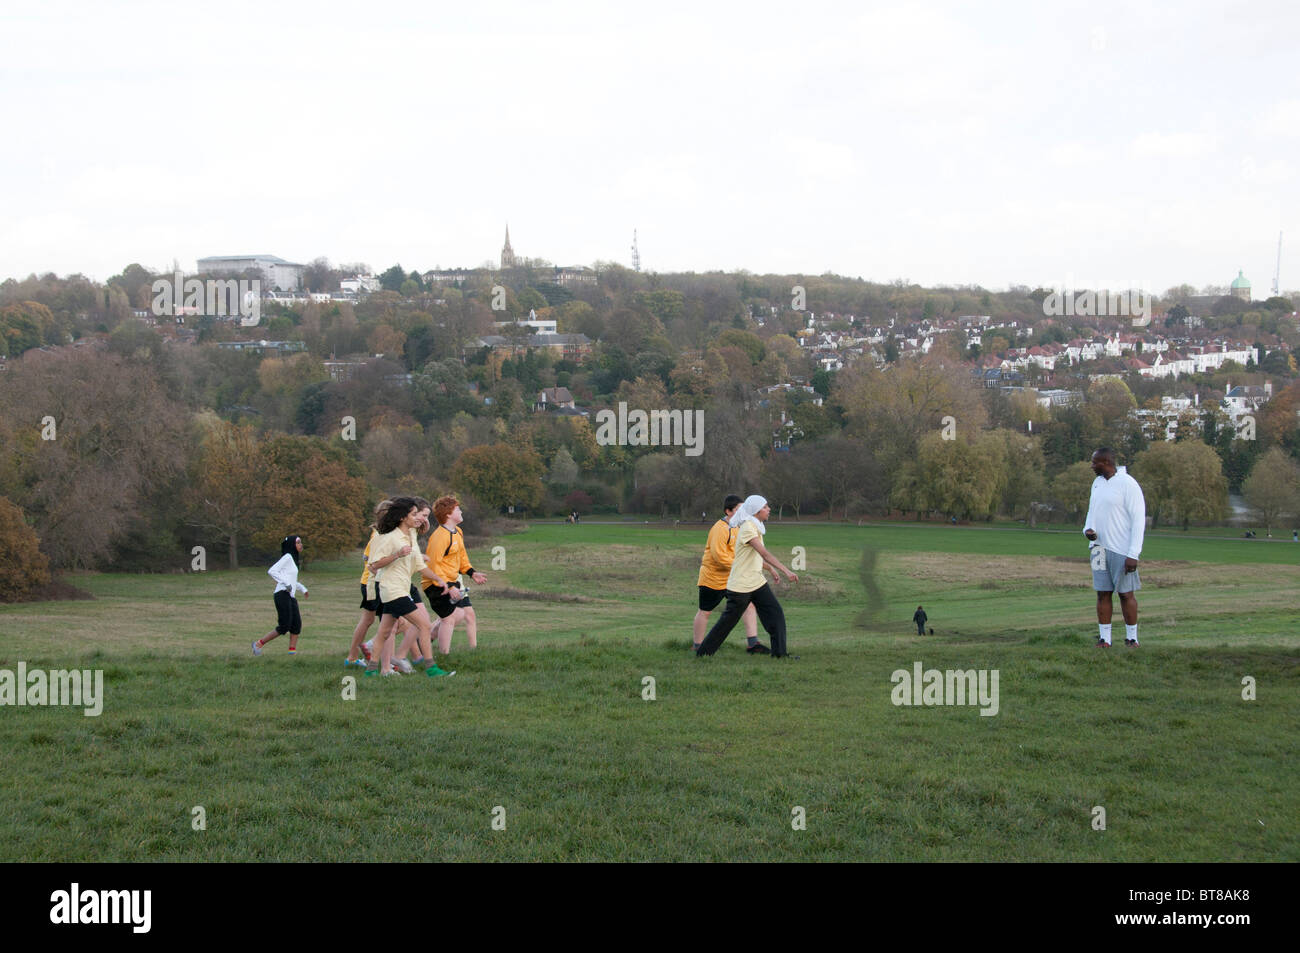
360, 532, 376, 585
697, 519, 736, 590
369, 528, 424, 604
726, 518, 766, 593
422, 525, 472, 591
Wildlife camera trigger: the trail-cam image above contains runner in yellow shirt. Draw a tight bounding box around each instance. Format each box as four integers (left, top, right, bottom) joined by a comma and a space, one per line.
696, 495, 799, 659
365, 498, 443, 676
694, 494, 764, 653
346, 500, 392, 668
422, 496, 488, 656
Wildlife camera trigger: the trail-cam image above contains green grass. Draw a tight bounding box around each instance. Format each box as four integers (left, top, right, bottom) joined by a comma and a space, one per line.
1, 522, 1297, 861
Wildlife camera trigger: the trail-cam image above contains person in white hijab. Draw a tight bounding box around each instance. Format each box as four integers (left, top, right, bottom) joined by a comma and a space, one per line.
697, 494, 800, 658
728, 494, 768, 533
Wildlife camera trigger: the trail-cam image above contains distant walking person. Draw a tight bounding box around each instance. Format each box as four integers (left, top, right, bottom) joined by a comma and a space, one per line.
252, 535, 308, 656
696, 495, 799, 659
1082, 447, 1145, 647
913, 606, 927, 636
693, 494, 763, 653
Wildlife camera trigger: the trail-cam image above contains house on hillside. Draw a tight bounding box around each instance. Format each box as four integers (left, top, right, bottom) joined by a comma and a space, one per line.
535, 386, 576, 412
1222, 382, 1272, 419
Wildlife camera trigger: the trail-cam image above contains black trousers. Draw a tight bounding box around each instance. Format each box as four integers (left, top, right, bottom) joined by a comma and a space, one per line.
697, 584, 787, 656
273, 589, 302, 634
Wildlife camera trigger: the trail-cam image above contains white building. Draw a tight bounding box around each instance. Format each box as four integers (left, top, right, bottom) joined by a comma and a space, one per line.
197, 254, 305, 292
495, 317, 558, 334
340, 275, 380, 294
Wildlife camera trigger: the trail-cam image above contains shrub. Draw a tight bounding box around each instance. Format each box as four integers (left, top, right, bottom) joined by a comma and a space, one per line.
0, 497, 52, 602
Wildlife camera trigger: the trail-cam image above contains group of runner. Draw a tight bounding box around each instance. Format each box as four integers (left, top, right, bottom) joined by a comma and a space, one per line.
253, 495, 486, 677
252, 489, 799, 669
250, 447, 1159, 667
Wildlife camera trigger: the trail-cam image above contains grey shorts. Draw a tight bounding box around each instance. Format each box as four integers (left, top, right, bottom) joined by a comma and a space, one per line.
1090, 545, 1140, 593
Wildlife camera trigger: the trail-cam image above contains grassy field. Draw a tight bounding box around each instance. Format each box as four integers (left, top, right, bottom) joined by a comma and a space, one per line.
2, 521, 1297, 861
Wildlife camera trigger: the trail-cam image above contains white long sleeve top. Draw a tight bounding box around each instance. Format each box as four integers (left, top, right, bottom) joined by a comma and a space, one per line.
268, 554, 308, 598
1082, 465, 1146, 560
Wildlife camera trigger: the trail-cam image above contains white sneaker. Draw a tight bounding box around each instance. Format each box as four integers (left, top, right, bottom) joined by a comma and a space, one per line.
394, 658, 414, 674
251, 640, 262, 656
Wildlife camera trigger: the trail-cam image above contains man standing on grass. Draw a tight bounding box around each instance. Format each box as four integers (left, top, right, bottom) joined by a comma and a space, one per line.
1082, 447, 1145, 647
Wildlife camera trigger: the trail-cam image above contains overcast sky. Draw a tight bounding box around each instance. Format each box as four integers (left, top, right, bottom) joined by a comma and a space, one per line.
2, 0, 1296, 294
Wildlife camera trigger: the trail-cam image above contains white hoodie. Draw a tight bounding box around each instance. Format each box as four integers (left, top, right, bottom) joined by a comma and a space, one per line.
268, 554, 308, 598
1082, 465, 1145, 560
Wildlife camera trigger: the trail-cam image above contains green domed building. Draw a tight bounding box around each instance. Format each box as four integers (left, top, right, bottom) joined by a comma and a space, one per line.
1230, 269, 1251, 302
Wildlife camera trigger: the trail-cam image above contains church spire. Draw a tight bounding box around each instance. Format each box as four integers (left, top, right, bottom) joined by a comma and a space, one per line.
501, 225, 516, 269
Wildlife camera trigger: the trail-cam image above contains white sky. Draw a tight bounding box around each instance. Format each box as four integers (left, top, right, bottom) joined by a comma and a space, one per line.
2, 0, 1297, 294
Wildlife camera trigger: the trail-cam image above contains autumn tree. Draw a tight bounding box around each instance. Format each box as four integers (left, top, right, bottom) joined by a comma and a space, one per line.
451, 443, 544, 513
188, 419, 275, 569
0, 346, 189, 568
836, 351, 986, 482
368, 323, 407, 359
807, 435, 885, 519
995, 429, 1047, 519
0, 497, 52, 601
1050, 461, 1096, 522
892, 431, 1006, 520
259, 352, 329, 396
360, 423, 435, 486
547, 446, 579, 488
1257, 382, 1300, 456
252, 435, 369, 558
1242, 447, 1300, 535
1134, 440, 1228, 529
673, 397, 764, 511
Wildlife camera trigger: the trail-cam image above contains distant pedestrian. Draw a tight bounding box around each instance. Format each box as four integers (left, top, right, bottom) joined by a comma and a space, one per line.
252, 535, 308, 656
1083, 447, 1144, 647
1293, 530, 1297, 542
913, 606, 927, 636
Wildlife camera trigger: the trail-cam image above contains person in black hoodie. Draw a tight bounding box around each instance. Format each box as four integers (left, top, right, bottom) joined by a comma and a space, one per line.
913, 606, 927, 636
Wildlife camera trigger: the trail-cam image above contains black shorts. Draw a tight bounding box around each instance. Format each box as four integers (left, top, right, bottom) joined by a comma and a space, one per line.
274, 589, 302, 635
427, 583, 471, 620
359, 583, 380, 612
380, 595, 419, 619
698, 585, 727, 611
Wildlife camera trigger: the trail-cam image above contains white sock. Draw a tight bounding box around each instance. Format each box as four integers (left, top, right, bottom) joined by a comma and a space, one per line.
1126, 624, 1138, 643
1098, 623, 1112, 644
